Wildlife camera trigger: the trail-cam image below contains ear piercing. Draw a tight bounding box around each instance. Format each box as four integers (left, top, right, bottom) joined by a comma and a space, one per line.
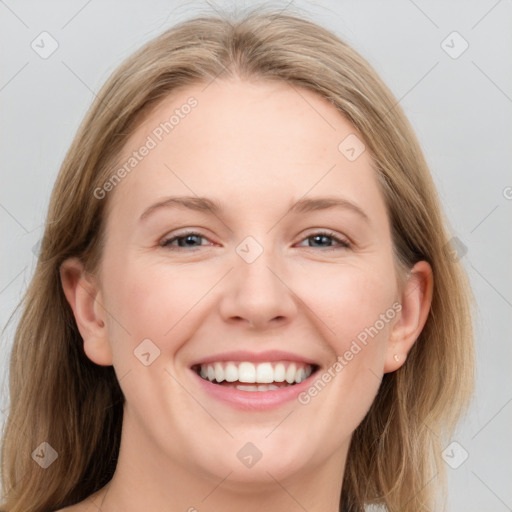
393, 354, 399, 362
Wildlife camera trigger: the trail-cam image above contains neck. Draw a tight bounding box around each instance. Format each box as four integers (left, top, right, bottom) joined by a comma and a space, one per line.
91, 414, 348, 512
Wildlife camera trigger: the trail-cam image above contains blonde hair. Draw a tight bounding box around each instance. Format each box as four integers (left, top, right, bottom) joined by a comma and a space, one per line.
1, 5, 475, 511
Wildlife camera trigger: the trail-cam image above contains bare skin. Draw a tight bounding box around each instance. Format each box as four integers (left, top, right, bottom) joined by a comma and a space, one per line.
59, 78, 432, 512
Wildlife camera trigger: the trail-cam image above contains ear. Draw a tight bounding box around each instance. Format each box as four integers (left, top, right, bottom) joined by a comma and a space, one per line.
384, 260, 433, 373
60, 257, 113, 366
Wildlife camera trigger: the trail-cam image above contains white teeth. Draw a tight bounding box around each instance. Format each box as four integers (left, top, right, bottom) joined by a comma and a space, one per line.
295, 367, 306, 383
274, 363, 286, 382
214, 362, 225, 383
285, 363, 297, 384
236, 384, 283, 392
197, 361, 314, 386
238, 362, 256, 383
225, 362, 238, 382
256, 362, 274, 383
237, 385, 258, 392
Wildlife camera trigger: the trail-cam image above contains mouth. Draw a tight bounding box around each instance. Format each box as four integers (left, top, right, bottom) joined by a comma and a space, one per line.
191, 360, 320, 392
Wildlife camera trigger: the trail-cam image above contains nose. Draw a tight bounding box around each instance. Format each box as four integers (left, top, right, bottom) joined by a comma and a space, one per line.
218, 245, 297, 330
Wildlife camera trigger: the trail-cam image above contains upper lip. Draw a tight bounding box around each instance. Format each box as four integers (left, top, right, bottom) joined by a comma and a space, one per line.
190, 350, 319, 367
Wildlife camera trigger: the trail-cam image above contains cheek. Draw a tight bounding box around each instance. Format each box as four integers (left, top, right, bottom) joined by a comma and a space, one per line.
295, 260, 397, 417
301, 262, 397, 351
100, 254, 219, 362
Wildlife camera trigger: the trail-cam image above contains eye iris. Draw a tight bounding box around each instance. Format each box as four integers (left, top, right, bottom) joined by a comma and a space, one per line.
311, 234, 331, 247
180, 234, 201, 247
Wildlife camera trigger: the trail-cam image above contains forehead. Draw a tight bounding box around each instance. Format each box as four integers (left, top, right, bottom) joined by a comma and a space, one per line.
105, 78, 387, 231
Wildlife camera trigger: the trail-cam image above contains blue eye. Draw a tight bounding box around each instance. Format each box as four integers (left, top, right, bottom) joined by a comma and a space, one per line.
161, 232, 208, 249
160, 230, 351, 251
297, 231, 351, 251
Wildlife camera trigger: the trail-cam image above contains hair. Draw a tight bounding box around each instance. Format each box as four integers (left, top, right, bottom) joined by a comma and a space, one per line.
1, 4, 475, 512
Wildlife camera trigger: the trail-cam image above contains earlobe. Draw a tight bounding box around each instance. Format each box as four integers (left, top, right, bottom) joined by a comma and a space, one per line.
60, 257, 113, 366
384, 260, 433, 373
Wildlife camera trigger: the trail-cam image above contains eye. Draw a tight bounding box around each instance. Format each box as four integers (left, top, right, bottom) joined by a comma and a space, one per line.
296, 231, 351, 251
160, 231, 211, 250
160, 230, 351, 251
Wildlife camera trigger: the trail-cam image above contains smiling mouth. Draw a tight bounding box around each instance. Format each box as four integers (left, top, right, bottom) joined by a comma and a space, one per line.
192, 361, 319, 392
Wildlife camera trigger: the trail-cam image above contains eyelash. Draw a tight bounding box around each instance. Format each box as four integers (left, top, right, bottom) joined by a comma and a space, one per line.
160, 230, 352, 252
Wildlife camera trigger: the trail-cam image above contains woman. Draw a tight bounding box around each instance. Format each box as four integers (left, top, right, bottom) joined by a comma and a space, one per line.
0, 6, 475, 512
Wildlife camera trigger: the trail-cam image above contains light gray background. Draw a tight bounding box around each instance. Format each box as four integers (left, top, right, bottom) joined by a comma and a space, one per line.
1, 1, 511, 510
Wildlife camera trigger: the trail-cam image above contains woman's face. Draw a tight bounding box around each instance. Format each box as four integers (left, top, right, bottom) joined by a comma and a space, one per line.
85, 78, 419, 487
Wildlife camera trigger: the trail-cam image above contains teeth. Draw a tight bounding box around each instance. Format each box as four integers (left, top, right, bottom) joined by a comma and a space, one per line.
256, 362, 274, 383
214, 362, 225, 383
197, 361, 314, 386
285, 363, 296, 384
295, 367, 306, 383
225, 362, 238, 382
238, 362, 256, 383
274, 363, 286, 382
236, 384, 281, 392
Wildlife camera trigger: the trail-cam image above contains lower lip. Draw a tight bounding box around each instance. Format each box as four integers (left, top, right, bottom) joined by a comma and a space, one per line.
191, 369, 317, 411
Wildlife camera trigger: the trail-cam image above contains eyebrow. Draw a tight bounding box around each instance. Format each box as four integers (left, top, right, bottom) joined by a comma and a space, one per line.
139, 195, 370, 223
